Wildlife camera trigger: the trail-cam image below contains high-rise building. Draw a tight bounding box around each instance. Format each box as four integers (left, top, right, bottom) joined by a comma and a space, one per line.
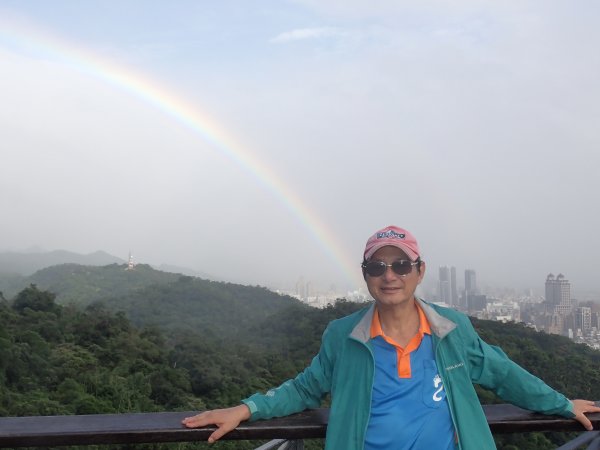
450, 266, 458, 307
545, 274, 572, 315
545, 274, 557, 305
462, 269, 477, 310
575, 306, 592, 333
438, 266, 452, 305
465, 270, 477, 294
296, 276, 306, 299
546, 312, 564, 335
468, 294, 487, 312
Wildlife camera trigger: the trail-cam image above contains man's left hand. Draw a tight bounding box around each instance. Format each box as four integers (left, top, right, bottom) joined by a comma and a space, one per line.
571, 399, 600, 430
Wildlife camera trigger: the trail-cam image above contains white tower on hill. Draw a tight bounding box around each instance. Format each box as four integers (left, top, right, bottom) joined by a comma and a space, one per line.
126, 251, 136, 271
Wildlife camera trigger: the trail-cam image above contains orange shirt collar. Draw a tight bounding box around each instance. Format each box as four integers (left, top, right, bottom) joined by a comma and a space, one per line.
370, 302, 431, 345
370, 302, 432, 378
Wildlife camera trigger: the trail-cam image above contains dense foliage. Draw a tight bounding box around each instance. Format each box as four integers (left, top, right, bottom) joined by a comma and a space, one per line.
1, 266, 599, 450
100, 274, 304, 338
0, 285, 200, 416
0, 283, 335, 450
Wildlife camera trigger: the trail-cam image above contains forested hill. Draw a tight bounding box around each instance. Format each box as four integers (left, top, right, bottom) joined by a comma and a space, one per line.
0, 263, 306, 340
99, 275, 307, 337
0, 263, 180, 303
0, 285, 351, 450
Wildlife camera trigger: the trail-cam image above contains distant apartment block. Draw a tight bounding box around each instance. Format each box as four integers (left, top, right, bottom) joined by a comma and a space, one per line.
575, 306, 592, 334
545, 273, 572, 315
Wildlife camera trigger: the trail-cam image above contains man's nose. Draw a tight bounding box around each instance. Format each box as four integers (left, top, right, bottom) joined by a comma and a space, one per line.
382, 265, 398, 280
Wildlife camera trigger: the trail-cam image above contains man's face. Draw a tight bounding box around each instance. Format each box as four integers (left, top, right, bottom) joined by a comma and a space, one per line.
365, 245, 425, 308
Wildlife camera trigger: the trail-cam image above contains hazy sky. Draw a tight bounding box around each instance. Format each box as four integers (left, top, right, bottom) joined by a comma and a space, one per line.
1, 1, 599, 296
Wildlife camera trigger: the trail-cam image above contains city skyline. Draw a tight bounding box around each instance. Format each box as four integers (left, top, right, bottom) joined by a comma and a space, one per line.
2, 244, 598, 304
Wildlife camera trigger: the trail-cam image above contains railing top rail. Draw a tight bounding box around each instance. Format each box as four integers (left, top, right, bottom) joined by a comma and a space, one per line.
1, 404, 599, 448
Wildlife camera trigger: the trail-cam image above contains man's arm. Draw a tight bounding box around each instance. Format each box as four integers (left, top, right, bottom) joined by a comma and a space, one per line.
463, 320, 600, 429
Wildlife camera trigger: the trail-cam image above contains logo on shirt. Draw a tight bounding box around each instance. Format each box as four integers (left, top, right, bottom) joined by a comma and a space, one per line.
432, 374, 444, 402
445, 362, 464, 372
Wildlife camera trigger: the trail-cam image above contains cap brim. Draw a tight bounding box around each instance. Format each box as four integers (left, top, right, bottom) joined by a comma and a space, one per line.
365, 242, 419, 261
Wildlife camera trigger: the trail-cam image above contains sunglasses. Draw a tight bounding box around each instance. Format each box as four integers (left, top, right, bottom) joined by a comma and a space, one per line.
361, 260, 419, 277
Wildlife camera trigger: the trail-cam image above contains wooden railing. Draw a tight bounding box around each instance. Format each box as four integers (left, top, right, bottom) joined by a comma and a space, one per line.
1, 404, 599, 448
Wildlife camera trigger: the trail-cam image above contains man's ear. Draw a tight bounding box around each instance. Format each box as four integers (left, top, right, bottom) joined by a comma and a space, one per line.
417, 260, 426, 284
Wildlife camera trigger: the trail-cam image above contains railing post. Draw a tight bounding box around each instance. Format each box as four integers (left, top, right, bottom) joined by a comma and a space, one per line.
588, 436, 600, 450
255, 439, 304, 450
280, 440, 304, 450
555, 431, 600, 450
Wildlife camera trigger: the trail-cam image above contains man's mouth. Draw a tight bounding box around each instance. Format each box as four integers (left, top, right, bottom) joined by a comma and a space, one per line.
381, 286, 402, 292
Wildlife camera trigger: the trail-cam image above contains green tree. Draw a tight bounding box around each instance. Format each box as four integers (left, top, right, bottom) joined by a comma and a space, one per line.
12, 284, 61, 315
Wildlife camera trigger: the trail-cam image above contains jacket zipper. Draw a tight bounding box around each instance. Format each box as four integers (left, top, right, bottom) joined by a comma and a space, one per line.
349, 335, 375, 450
435, 333, 462, 450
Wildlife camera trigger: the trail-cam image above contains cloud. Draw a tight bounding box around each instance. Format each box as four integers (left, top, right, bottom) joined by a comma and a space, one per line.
3, 0, 600, 294
270, 27, 344, 43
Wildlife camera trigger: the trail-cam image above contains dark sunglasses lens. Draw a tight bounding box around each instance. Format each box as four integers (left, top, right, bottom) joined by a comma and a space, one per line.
365, 261, 386, 277
391, 261, 413, 275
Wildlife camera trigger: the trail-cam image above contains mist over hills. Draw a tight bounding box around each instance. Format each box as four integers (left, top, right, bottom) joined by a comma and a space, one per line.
154, 263, 215, 280
0, 249, 125, 275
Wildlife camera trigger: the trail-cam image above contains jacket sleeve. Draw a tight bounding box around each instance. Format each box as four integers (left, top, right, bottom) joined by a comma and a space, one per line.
241, 325, 336, 420
464, 320, 574, 418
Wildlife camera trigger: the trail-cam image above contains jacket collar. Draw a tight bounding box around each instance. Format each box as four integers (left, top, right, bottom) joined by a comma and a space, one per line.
417, 298, 457, 338
350, 298, 457, 343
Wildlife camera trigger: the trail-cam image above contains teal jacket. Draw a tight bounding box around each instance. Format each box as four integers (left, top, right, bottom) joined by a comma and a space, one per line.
243, 300, 574, 449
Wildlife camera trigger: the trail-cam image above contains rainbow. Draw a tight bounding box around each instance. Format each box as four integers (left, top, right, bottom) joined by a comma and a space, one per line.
0, 14, 362, 289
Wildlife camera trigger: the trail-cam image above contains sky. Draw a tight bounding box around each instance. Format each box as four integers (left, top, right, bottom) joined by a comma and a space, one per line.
1, 1, 599, 298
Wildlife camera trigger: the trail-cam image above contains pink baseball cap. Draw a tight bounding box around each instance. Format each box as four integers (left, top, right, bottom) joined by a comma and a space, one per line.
363, 225, 421, 261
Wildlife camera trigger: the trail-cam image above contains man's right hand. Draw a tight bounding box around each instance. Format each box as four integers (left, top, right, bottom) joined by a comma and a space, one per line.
181, 404, 252, 443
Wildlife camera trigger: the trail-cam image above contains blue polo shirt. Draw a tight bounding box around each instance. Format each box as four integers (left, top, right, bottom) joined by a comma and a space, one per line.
364, 308, 455, 449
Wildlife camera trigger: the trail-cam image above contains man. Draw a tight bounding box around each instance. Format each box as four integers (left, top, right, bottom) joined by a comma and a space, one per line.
183, 225, 600, 449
